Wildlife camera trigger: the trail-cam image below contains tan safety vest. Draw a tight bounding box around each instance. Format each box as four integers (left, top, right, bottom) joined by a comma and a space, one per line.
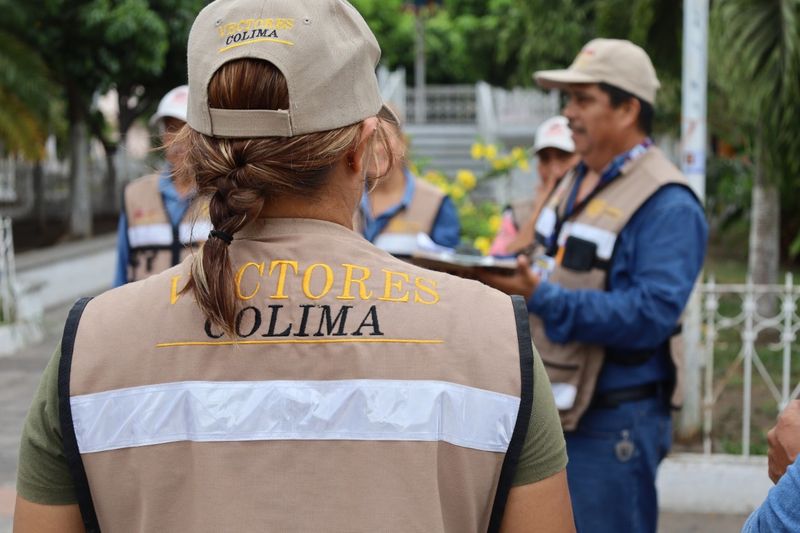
123, 174, 211, 282
358, 178, 446, 256
530, 146, 694, 430
58, 218, 533, 533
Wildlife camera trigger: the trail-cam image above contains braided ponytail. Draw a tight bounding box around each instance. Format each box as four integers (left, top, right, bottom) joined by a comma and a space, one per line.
173, 59, 396, 336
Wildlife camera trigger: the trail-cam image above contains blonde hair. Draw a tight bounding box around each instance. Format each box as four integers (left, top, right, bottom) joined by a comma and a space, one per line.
173, 59, 395, 336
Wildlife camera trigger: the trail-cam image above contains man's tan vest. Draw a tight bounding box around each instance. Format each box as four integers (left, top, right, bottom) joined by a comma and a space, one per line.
358, 179, 446, 256
123, 174, 211, 282
58, 218, 533, 533
530, 146, 694, 430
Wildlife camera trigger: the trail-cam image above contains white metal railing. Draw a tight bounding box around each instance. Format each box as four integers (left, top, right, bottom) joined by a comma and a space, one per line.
0, 217, 17, 323
378, 66, 407, 123
375, 67, 559, 135
491, 86, 560, 126
0, 158, 18, 202
406, 84, 476, 124
701, 274, 800, 456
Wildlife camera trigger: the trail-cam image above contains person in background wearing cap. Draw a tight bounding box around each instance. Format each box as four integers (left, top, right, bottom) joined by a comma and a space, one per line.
480, 38, 708, 532
13, 1, 575, 531
112, 85, 211, 287
742, 399, 800, 532
357, 106, 460, 257
490, 116, 579, 256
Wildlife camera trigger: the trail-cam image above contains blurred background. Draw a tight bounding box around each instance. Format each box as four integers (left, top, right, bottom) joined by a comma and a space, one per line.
1, 1, 799, 530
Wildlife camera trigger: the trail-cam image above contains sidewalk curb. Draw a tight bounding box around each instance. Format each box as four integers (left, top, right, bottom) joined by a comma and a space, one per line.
658, 453, 771, 514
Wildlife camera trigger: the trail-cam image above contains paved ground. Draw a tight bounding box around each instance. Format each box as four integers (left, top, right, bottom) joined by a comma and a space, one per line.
0, 301, 751, 532
0, 302, 72, 532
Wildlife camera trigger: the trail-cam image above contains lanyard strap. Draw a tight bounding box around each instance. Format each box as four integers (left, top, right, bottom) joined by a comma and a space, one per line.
546, 139, 653, 254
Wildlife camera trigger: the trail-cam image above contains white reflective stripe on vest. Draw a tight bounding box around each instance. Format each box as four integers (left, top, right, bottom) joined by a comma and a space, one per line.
374, 233, 418, 256
179, 220, 212, 245
535, 206, 557, 237
71, 379, 521, 454
558, 222, 617, 260
128, 224, 173, 247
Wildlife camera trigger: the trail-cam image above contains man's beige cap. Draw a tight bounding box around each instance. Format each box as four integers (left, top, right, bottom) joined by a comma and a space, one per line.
534, 39, 660, 105
187, 0, 385, 138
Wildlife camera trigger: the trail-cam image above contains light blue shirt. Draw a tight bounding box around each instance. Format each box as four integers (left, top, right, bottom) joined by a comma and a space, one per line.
742, 456, 800, 532
528, 164, 708, 392
113, 168, 192, 287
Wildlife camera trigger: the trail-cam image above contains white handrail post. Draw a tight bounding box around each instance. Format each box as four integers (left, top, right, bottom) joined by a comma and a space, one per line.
742, 276, 755, 456
0, 217, 17, 324
702, 276, 717, 454
780, 273, 794, 409
413, 11, 426, 124
475, 81, 496, 143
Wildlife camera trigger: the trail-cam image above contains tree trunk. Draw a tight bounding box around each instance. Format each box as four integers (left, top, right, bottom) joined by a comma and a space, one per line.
748, 148, 779, 316
32, 161, 46, 231
68, 94, 92, 238
103, 142, 118, 211
113, 131, 129, 211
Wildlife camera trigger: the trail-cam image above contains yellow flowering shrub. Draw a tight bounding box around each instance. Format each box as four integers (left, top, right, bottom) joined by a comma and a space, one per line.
471, 141, 532, 177
421, 169, 500, 253
413, 142, 531, 254
456, 169, 477, 189
473, 236, 491, 255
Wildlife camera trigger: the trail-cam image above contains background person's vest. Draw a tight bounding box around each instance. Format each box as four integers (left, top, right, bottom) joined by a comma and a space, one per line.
123, 174, 211, 282
361, 179, 446, 256
58, 218, 532, 533
530, 146, 695, 431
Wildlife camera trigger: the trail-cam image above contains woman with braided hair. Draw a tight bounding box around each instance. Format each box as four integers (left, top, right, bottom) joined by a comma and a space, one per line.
14, 0, 572, 531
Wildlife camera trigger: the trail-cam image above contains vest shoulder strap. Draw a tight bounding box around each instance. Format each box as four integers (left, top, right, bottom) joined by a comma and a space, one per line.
57, 297, 101, 533
487, 295, 534, 533
608, 146, 693, 225
406, 179, 446, 235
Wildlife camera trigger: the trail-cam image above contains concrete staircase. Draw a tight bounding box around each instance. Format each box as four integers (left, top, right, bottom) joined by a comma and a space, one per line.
404, 124, 487, 176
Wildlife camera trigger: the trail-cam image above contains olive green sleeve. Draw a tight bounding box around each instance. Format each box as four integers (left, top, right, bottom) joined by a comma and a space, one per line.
16, 346, 78, 504
512, 344, 568, 486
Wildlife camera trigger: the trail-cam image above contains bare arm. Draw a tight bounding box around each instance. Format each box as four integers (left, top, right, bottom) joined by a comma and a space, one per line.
500, 469, 575, 533
13, 495, 84, 533
768, 399, 800, 483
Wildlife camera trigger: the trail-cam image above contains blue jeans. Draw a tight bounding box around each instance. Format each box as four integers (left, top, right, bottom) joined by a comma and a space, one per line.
565, 397, 672, 533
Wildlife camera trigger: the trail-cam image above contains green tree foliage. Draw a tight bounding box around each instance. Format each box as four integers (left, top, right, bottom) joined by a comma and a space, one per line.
711, 0, 800, 267
712, 0, 800, 176
4, 0, 206, 236
356, 0, 681, 126
0, 31, 58, 159
0, 1, 61, 160
112, 0, 207, 139
350, 0, 415, 76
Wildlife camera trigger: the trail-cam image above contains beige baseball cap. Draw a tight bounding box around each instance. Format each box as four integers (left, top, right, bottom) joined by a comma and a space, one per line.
534, 38, 660, 105
187, 0, 386, 138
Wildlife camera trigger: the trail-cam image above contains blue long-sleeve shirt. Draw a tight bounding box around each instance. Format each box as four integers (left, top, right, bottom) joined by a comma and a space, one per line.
742, 456, 800, 532
360, 169, 461, 248
113, 170, 192, 287
528, 181, 708, 392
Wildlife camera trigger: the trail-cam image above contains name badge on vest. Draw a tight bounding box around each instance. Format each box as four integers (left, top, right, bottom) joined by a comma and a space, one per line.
535, 206, 557, 238
531, 254, 556, 282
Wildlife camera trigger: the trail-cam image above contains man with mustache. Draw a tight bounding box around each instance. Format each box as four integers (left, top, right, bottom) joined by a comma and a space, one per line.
480, 39, 708, 532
